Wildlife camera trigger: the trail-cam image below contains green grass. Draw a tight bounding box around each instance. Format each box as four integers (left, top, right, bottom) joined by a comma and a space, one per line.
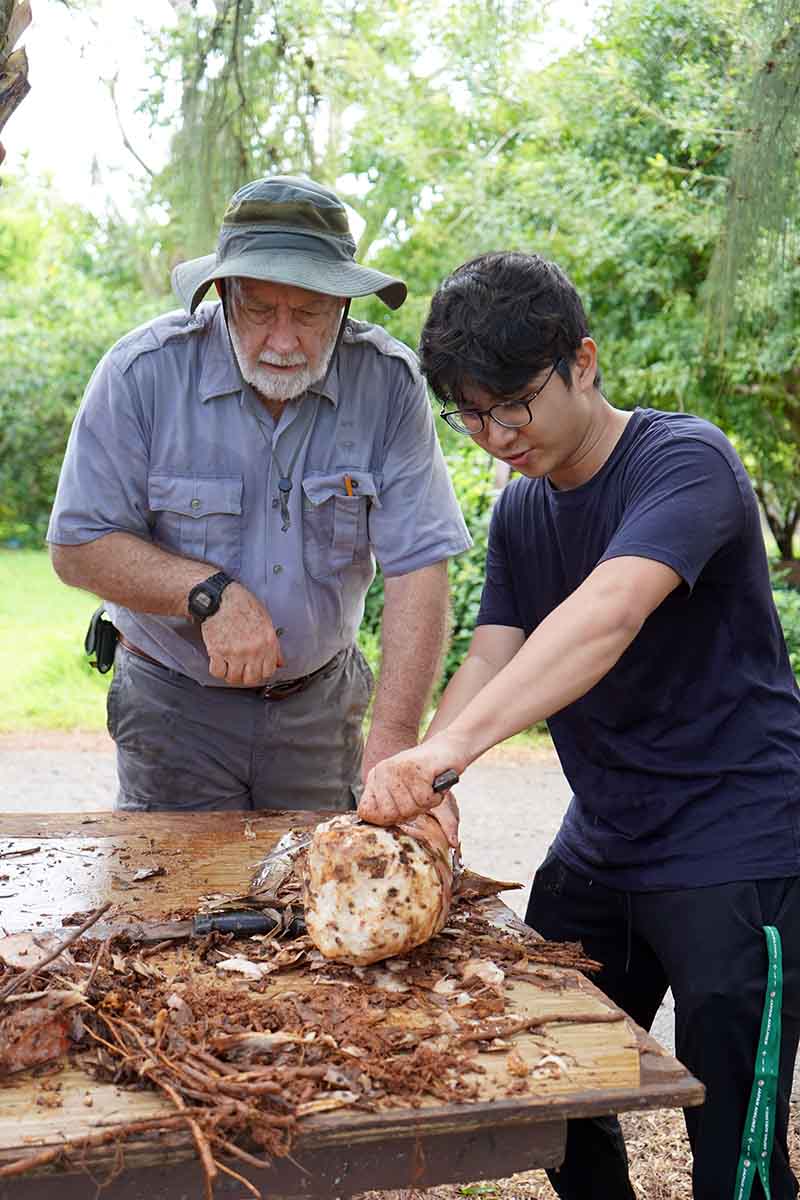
0, 548, 109, 731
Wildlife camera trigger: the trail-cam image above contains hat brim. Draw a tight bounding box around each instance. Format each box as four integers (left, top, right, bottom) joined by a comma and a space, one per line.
172, 250, 407, 313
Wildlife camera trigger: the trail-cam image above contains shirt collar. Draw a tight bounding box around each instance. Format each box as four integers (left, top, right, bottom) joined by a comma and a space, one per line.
198, 303, 242, 404
198, 301, 342, 409
308, 346, 340, 408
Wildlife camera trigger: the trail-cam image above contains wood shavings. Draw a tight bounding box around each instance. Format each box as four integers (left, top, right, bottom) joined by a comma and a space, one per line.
216, 957, 270, 980
506, 1050, 530, 1077
132, 865, 166, 882
461, 958, 505, 987
0, 992, 84, 1075
210, 1031, 317, 1056
533, 1052, 570, 1078
0, 933, 75, 971
353, 966, 411, 993
295, 1089, 359, 1116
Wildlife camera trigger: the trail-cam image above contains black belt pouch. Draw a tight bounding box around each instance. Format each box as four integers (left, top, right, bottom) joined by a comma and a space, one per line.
84, 606, 119, 674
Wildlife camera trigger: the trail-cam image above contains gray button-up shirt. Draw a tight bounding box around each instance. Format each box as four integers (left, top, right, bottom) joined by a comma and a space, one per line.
48, 303, 472, 685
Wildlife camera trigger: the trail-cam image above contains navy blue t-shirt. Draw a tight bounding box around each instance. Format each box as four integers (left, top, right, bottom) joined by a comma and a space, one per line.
477, 408, 800, 890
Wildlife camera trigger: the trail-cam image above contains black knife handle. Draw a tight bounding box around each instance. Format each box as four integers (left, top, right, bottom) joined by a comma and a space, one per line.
193, 911, 280, 936
432, 768, 459, 793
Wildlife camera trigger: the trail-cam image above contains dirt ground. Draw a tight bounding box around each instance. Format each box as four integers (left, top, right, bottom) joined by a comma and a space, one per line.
1, 732, 798, 1198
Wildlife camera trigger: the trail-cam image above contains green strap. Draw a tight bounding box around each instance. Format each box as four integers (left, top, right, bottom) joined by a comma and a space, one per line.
733, 925, 783, 1200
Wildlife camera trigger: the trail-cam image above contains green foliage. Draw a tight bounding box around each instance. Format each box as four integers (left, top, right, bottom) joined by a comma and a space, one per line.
441, 439, 495, 681
140, 0, 543, 264
707, 0, 800, 339
362, 433, 495, 689
773, 585, 800, 677
363, 0, 800, 554
0, 176, 168, 545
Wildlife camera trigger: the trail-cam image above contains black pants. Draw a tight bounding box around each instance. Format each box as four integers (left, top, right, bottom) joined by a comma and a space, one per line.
526, 852, 800, 1200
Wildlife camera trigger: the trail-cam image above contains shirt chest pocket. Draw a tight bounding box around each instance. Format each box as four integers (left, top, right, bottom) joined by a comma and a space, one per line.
148, 474, 243, 574
302, 470, 381, 580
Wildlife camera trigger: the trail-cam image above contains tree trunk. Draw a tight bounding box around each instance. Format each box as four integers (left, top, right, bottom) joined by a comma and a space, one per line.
755, 487, 799, 561
0, 0, 31, 139
771, 507, 799, 561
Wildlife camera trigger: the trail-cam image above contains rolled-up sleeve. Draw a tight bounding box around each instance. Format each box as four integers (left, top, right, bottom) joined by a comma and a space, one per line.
47, 355, 152, 546
368, 369, 472, 576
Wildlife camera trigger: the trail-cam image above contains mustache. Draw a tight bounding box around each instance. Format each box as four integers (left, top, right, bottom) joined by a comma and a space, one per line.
257, 351, 308, 367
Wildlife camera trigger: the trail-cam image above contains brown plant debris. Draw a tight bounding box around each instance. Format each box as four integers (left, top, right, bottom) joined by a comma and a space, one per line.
0, 897, 601, 1197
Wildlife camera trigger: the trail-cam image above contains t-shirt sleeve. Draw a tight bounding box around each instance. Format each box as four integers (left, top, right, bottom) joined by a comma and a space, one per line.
476, 495, 524, 629
599, 433, 747, 589
47, 354, 152, 546
368, 366, 472, 576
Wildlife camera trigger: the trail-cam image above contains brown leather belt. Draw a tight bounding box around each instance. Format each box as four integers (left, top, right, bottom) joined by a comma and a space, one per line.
119, 635, 343, 701
260, 650, 344, 700
118, 634, 163, 669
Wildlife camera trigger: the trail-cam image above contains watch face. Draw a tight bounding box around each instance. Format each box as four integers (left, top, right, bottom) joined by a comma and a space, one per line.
190, 573, 230, 620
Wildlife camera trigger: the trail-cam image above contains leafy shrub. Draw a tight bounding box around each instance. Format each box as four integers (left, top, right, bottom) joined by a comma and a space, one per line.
361, 435, 495, 691
0, 281, 159, 545
0, 177, 167, 546
773, 586, 800, 677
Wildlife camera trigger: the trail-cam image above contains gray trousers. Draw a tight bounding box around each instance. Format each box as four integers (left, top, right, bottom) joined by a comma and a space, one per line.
107, 644, 373, 812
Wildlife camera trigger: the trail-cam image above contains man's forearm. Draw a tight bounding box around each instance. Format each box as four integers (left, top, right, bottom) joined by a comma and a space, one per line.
424, 654, 505, 740
50, 532, 215, 618
367, 561, 449, 749
439, 561, 668, 770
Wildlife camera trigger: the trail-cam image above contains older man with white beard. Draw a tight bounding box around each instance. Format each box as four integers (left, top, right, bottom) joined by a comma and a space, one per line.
47, 176, 471, 813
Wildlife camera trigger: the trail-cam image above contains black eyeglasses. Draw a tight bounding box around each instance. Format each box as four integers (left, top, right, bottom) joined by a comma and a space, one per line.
439, 359, 564, 435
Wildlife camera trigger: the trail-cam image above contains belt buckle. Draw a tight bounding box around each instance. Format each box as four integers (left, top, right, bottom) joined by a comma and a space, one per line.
260, 651, 342, 701
261, 676, 307, 701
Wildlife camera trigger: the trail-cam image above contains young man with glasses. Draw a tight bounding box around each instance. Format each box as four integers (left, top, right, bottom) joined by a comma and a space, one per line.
360, 251, 800, 1199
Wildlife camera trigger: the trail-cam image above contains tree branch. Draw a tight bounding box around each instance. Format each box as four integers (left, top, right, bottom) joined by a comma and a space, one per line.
104, 73, 154, 178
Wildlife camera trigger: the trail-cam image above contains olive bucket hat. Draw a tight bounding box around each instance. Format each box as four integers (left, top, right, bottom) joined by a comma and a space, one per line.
171, 175, 407, 314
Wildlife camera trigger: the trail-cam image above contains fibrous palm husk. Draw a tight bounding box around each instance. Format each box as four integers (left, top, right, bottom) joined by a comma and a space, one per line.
302, 814, 455, 965
0, 1, 31, 138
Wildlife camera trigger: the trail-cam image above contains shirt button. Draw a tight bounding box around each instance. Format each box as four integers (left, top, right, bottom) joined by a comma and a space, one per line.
273, 564, 283, 574
191, 498, 201, 510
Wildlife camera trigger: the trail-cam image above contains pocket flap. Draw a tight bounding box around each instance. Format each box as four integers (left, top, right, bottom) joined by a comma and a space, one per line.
301, 470, 381, 508
148, 474, 243, 519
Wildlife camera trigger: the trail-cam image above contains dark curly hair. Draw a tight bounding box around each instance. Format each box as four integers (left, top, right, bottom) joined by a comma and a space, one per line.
419, 251, 601, 406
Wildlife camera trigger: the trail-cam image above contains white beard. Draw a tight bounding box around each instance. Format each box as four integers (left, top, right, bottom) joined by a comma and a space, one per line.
229, 314, 341, 403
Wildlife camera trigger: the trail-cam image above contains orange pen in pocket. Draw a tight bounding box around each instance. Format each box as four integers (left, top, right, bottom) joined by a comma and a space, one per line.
343, 474, 354, 498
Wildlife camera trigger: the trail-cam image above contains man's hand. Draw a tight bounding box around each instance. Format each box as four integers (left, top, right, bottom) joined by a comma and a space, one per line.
358, 732, 471, 847
427, 790, 460, 848
202, 582, 285, 685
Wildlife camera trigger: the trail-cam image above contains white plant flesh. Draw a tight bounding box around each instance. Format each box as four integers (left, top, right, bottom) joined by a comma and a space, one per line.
302, 814, 454, 966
